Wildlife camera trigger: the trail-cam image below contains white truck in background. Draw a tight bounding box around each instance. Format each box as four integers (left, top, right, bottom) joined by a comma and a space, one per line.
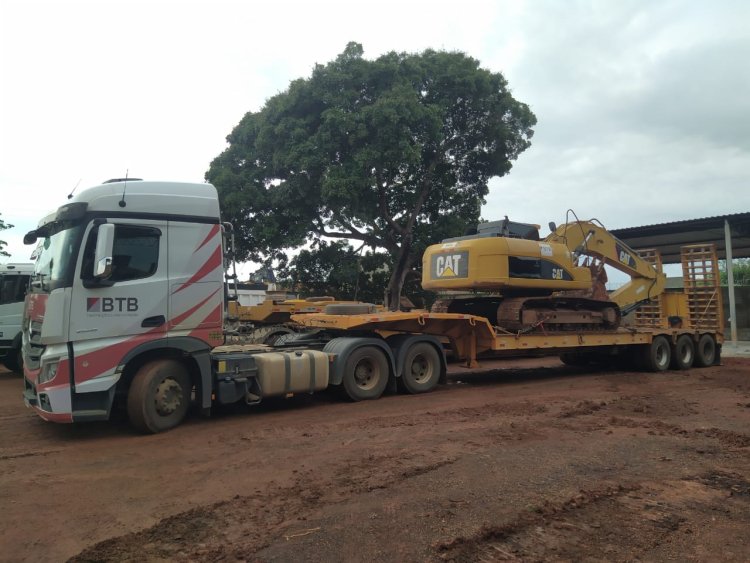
0, 263, 33, 373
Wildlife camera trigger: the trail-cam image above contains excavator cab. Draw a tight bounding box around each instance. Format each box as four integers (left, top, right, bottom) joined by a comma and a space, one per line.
444, 216, 541, 242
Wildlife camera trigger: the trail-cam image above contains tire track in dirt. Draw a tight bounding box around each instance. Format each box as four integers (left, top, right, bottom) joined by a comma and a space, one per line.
436, 472, 750, 562
70, 450, 462, 562
0, 449, 60, 461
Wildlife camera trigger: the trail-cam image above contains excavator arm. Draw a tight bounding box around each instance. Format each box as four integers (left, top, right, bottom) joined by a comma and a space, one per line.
545, 221, 666, 314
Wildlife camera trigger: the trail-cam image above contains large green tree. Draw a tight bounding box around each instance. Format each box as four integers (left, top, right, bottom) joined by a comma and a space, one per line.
207, 43, 536, 309
0, 214, 13, 258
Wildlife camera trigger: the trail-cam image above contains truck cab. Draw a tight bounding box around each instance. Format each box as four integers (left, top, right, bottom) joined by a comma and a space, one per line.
0, 263, 33, 373
22, 179, 225, 424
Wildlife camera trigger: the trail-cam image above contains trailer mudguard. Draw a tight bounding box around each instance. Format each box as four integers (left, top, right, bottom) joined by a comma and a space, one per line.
323, 337, 396, 386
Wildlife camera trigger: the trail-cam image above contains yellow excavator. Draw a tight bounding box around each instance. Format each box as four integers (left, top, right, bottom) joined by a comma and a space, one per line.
422, 216, 666, 332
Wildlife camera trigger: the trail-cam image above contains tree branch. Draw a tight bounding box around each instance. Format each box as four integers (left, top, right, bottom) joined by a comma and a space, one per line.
406, 158, 438, 232
377, 170, 406, 236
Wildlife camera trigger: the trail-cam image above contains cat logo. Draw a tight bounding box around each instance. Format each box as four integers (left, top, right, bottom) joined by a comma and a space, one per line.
432, 251, 468, 279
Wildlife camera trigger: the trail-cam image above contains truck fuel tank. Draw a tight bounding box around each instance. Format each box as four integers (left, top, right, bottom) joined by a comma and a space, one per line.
254, 350, 330, 396
212, 348, 330, 404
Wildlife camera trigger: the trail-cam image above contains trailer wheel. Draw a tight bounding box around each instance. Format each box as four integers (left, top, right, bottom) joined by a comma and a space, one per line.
695, 334, 716, 367
342, 346, 389, 401
127, 359, 191, 433
670, 335, 695, 370
400, 343, 441, 394
639, 336, 672, 372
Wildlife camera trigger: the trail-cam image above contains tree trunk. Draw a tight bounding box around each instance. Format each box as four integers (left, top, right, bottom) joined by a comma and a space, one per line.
385, 237, 413, 311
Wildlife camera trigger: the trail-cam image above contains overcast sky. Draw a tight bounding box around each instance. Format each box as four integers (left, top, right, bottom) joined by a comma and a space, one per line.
2, 0, 748, 277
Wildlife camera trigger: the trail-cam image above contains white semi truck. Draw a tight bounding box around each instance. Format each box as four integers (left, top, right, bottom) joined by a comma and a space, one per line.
21, 179, 446, 432
21, 179, 722, 433
0, 263, 33, 373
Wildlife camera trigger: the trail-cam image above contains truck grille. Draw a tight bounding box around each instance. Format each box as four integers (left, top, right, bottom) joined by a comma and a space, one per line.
24, 320, 44, 371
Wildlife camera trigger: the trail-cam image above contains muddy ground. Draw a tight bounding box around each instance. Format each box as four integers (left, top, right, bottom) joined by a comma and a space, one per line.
1, 356, 749, 562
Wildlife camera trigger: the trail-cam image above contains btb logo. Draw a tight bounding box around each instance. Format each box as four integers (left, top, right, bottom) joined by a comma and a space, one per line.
87, 297, 139, 313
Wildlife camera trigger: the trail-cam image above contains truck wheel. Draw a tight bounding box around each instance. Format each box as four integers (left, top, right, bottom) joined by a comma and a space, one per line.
342, 346, 389, 401
400, 342, 441, 394
694, 334, 716, 367
263, 328, 296, 345
127, 359, 191, 433
640, 336, 672, 372
670, 335, 695, 370
3, 345, 23, 375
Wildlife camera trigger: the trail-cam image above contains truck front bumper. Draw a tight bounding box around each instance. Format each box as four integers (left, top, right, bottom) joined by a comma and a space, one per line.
23, 377, 74, 423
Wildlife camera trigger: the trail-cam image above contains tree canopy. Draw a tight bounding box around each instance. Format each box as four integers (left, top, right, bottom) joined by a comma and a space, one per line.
0, 214, 13, 258
207, 42, 536, 308
276, 240, 390, 304
720, 258, 750, 286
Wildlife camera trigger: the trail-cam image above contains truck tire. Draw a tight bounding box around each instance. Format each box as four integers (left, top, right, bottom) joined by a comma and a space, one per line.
342, 346, 389, 401
3, 338, 23, 375
324, 303, 377, 315
127, 359, 191, 433
670, 335, 695, 370
639, 336, 672, 372
400, 342, 441, 394
694, 334, 716, 367
247, 325, 297, 345
263, 328, 297, 346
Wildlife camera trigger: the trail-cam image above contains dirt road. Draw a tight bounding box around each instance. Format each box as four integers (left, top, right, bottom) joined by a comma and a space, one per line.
1, 357, 749, 562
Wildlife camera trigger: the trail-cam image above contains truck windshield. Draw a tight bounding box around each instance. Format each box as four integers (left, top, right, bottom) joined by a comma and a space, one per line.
0, 274, 30, 305
31, 222, 85, 293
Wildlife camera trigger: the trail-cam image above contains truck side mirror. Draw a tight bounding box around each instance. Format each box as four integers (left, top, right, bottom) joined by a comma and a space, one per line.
93, 224, 115, 278
548, 222, 557, 233
23, 230, 38, 245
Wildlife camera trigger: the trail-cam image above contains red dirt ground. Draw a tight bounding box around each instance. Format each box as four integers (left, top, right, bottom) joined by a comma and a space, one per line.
1, 356, 749, 562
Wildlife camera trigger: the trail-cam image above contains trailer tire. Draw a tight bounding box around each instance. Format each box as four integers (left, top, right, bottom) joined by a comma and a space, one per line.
127, 359, 191, 433
400, 342, 441, 394
670, 335, 695, 370
342, 346, 389, 401
639, 336, 672, 372
695, 334, 716, 367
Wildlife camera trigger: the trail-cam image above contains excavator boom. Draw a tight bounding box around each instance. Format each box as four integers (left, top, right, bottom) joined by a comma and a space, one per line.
545, 220, 666, 313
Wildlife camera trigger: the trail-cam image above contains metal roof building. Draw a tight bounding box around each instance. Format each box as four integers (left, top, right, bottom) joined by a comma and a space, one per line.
610, 212, 750, 264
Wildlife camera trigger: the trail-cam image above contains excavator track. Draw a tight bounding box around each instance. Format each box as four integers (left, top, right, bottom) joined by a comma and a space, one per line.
431, 296, 621, 333
497, 296, 621, 332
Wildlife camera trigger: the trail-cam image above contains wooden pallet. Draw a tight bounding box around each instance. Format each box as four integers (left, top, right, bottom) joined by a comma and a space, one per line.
681, 244, 723, 331
634, 249, 665, 328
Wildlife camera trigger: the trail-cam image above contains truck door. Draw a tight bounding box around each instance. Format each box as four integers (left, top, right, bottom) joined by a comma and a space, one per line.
69, 219, 169, 385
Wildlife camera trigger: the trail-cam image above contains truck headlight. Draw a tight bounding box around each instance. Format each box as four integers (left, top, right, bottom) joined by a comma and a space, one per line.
39, 361, 59, 384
